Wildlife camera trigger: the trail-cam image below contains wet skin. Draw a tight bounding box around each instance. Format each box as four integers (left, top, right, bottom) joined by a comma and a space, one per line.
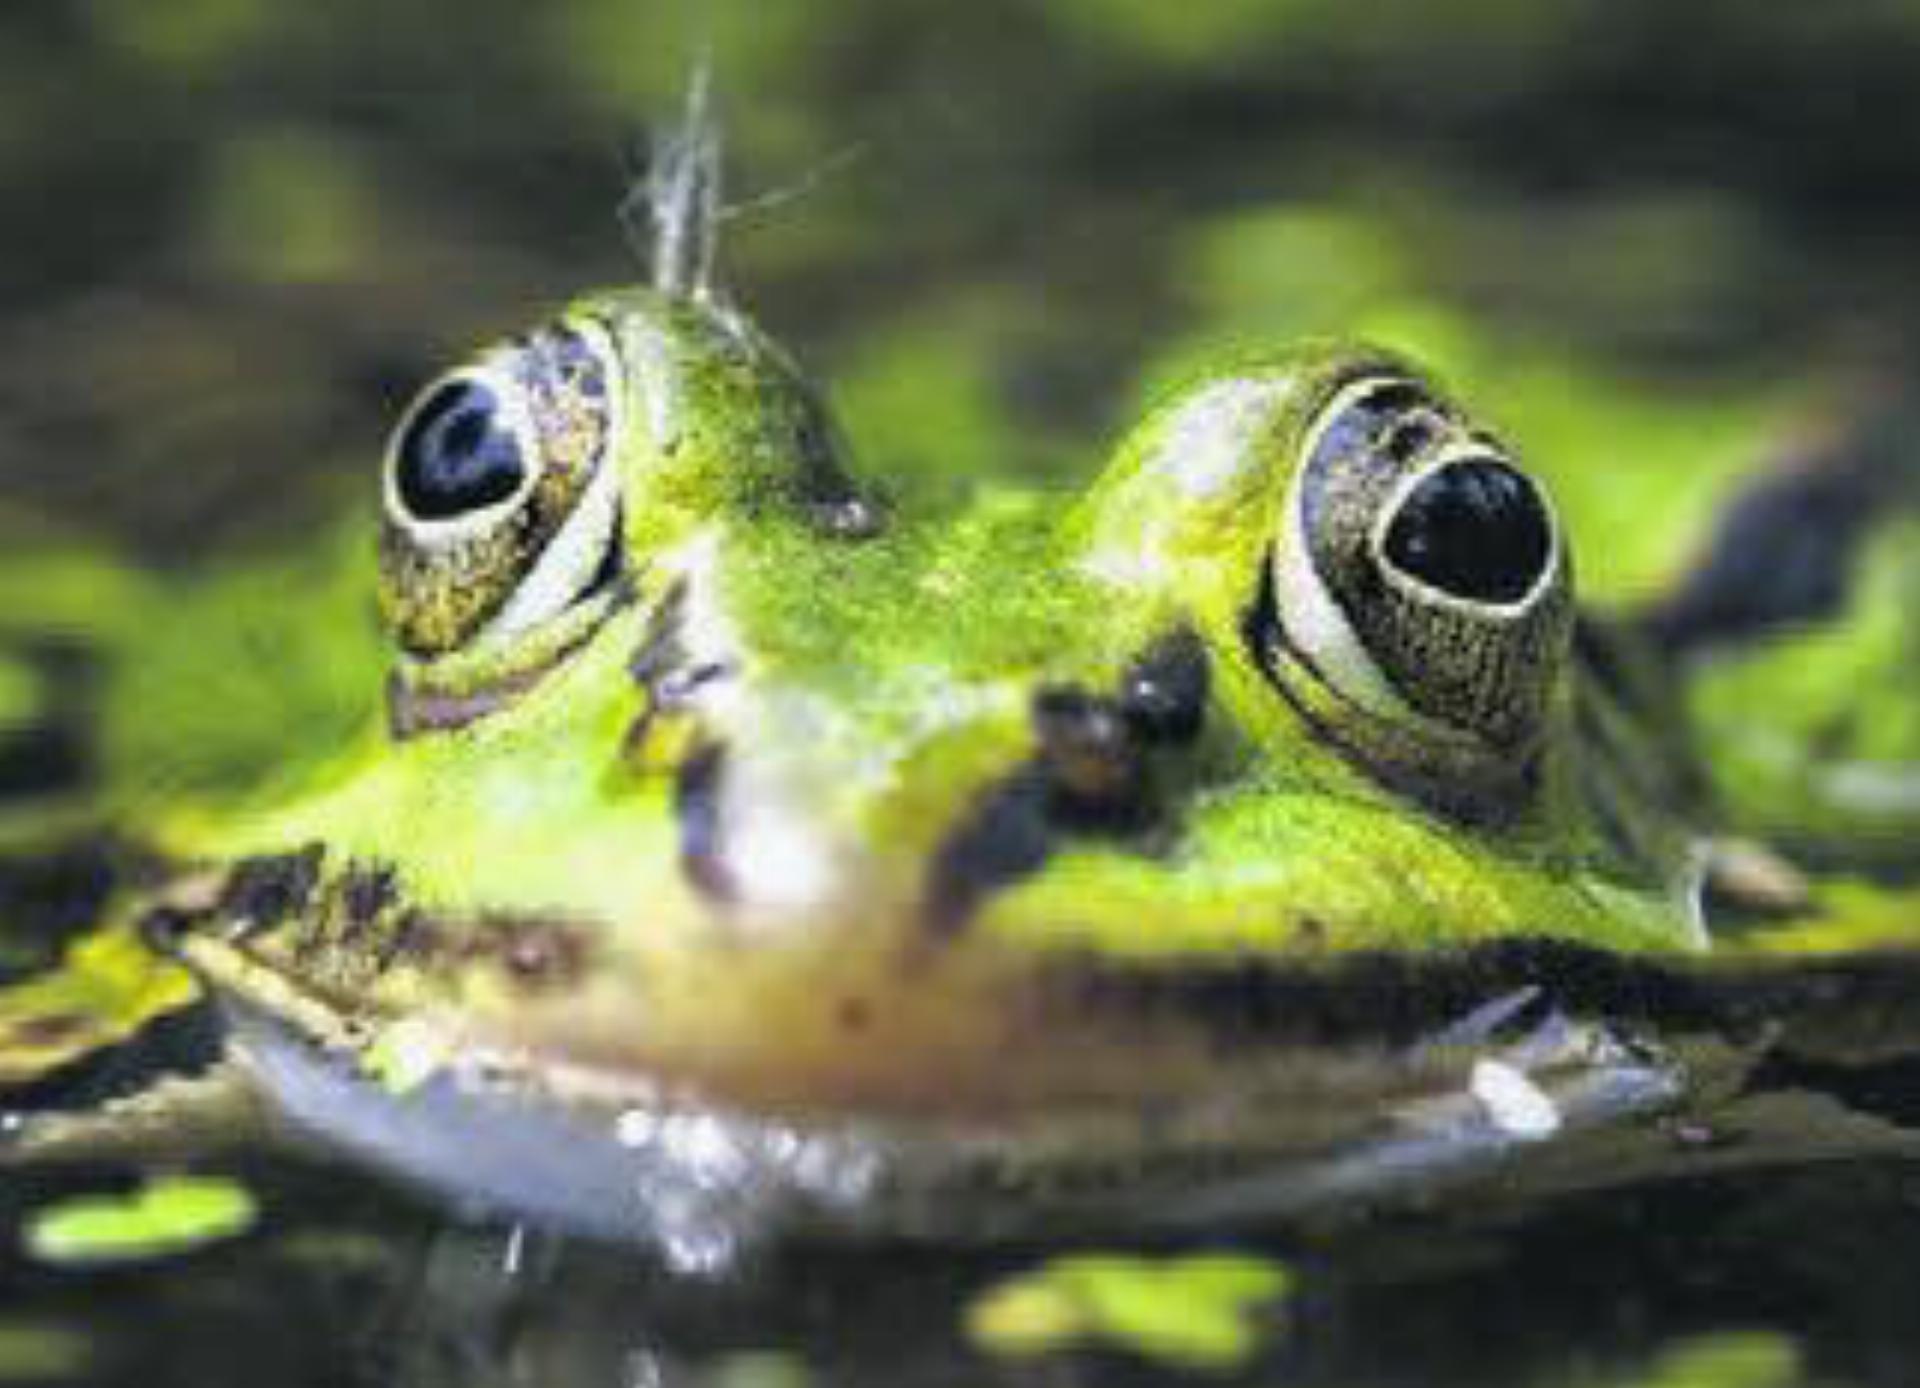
4, 284, 1917, 1255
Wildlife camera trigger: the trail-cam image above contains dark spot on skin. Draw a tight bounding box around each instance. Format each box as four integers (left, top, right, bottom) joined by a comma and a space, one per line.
136, 904, 199, 951
340, 864, 399, 933
483, 917, 590, 990
925, 679, 1178, 937
628, 579, 691, 691
1031, 687, 1145, 823
1118, 629, 1210, 744
380, 909, 439, 970
216, 844, 325, 933
836, 997, 872, 1032
624, 580, 734, 756
0, 832, 122, 957
676, 742, 737, 904
923, 766, 1056, 939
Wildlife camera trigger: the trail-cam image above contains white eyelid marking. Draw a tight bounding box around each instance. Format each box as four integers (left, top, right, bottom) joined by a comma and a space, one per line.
1149, 378, 1292, 500
472, 432, 622, 645
1271, 456, 1420, 724
1082, 378, 1290, 588
614, 311, 684, 456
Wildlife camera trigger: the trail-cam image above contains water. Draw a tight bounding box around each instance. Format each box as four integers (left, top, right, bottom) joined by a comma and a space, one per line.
4, 2, 1920, 1383
9, 1143, 1920, 1386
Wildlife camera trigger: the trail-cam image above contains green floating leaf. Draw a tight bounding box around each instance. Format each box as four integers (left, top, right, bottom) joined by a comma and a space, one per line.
22, 1174, 257, 1268
1588, 1331, 1802, 1388
965, 1250, 1293, 1373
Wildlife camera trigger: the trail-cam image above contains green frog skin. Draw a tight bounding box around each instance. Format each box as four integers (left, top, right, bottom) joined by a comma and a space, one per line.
4, 278, 1917, 1265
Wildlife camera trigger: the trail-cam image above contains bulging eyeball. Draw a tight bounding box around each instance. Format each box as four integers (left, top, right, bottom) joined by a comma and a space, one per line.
1263, 371, 1573, 794
378, 318, 624, 659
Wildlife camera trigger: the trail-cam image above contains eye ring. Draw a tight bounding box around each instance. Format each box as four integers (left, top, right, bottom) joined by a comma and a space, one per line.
377, 317, 625, 662
1259, 371, 1574, 799
1370, 446, 1561, 614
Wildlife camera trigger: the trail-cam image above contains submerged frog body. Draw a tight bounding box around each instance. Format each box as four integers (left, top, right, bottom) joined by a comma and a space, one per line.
5, 196, 1919, 1266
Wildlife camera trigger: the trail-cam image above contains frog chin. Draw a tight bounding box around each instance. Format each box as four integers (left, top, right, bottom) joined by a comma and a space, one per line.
218, 970, 1709, 1268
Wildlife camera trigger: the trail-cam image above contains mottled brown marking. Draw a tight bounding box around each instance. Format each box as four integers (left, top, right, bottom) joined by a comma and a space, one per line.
1118, 629, 1210, 744
5, 1012, 91, 1047
216, 844, 325, 932
676, 742, 737, 904
340, 864, 399, 932
1031, 687, 1143, 819
486, 917, 590, 990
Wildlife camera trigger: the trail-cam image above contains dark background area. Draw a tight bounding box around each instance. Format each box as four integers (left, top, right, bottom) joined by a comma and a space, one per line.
6, 0, 1920, 563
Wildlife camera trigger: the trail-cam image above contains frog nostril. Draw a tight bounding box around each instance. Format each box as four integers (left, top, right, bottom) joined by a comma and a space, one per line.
1381, 456, 1553, 606
394, 379, 527, 521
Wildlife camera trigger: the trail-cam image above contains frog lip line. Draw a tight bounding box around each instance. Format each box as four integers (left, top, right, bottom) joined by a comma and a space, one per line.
173, 860, 1800, 1070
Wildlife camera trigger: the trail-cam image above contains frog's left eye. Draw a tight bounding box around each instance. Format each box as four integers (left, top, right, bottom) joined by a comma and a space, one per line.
379, 320, 624, 659
1261, 372, 1573, 785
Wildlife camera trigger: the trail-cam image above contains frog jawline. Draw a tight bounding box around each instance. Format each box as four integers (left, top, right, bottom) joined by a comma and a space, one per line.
223, 990, 1692, 1268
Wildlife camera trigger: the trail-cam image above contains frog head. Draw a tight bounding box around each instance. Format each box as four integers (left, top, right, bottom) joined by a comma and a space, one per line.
158, 283, 1706, 1151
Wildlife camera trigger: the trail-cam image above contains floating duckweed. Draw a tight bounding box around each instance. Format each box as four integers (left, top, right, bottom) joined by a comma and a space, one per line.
965, 1250, 1293, 1372
22, 1175, 257, 1268
0, 1319, 91, 1383
1596, 1330, 1802, 1388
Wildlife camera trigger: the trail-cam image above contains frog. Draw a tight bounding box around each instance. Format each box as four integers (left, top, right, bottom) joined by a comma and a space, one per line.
3, 123, 1918, 1269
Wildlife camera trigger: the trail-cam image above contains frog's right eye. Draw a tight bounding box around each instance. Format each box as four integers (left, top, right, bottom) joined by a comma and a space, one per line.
378, 319, 624, 659
1257, 370, 1574, 805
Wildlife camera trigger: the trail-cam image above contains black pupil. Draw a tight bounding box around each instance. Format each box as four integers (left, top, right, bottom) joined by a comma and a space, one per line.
394, 380, 526, 521
1382, 458, 1552, 604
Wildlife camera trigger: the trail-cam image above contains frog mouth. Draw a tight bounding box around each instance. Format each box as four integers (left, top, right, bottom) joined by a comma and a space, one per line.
208, 943, 1713, 1264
